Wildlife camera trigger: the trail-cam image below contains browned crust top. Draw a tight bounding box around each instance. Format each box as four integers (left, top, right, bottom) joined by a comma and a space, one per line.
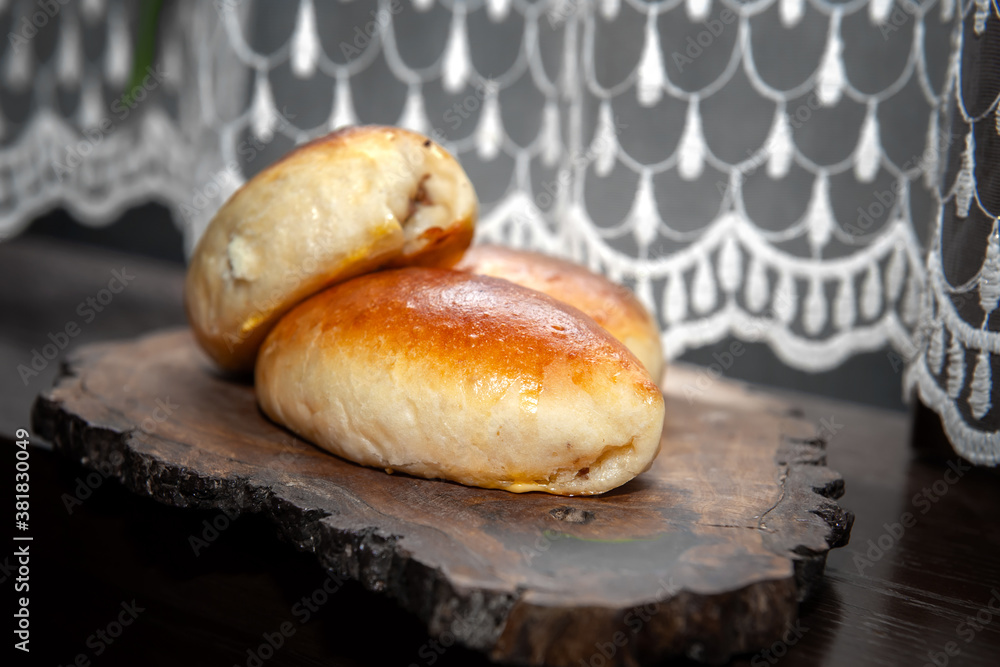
265, 268, 659, 395
224, 125, 449, 209
455, 245, 657, 334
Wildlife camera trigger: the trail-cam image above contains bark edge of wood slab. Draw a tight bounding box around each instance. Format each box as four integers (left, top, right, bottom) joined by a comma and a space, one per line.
31, 329, 853, 666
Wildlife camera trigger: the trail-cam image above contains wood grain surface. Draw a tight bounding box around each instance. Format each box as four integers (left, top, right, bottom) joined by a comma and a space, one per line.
31, 328, 851, 666
5, 238, 1000, 667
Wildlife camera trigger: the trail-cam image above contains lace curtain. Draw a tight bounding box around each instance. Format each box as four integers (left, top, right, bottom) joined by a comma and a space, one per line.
0, 0, 997, 464
905, 1, 999, 465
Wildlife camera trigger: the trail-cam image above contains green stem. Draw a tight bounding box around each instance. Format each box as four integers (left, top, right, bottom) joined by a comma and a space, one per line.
122, 0, 164, 107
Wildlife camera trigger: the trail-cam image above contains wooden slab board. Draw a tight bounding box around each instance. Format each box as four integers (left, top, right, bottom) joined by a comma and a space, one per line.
32, 329, 852, 666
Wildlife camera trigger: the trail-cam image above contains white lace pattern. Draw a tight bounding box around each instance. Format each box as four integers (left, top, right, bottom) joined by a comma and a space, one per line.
1, 0, 997, 461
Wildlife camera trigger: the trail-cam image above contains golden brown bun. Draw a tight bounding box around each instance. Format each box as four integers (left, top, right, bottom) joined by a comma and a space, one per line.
456, 245, 664, 382
255, 268, 665, 495
184, 126, 477, 372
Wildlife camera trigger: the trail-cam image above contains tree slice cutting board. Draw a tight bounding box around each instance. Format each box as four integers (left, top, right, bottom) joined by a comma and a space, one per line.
32, 329, 852, 666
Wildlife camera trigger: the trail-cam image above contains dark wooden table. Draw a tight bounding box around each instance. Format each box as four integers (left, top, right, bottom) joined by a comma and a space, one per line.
2, 237, 999, 666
